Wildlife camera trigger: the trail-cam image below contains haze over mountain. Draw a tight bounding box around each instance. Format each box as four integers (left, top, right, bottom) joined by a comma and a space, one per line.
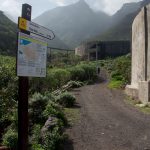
94, 0, 150, 41
34, 0, 150, 48
0, 0, 150, 55
34, 0, 111, 48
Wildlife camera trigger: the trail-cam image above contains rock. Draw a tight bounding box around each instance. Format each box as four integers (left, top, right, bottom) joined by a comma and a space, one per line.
136, 103, 146, 107
40, 116, 58, 141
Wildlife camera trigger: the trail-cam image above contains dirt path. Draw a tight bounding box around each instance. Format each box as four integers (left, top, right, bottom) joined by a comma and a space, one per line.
63, 78, 150, 150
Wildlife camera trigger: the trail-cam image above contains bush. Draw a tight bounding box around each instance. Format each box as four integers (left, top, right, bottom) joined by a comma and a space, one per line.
0, 55, 18, 141
42, 126, 63, 150
111, 71, 124, 81
30, 68, 71, 93
43, 101, 67, 126
78, 63, 97, 81
67, 80, 84, 88
29, 124, 43, 149
51, 69, 71, 88
56, 92, 76, 107
2, 129, 18, 149
29, 93, 49, 124
68, 66, 85, 81
112, 55, 131, 83
108, 55, 131, 89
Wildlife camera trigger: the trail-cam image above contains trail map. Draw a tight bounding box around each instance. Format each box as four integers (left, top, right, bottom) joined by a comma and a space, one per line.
17, 32, 47, 77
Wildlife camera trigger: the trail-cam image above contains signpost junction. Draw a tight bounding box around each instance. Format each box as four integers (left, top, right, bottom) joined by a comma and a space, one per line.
17, 3, 55, 150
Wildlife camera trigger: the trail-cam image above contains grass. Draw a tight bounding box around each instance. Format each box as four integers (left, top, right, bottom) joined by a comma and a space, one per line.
140, 105, 150, 114
108, 80, 124, 89
125, 96, 150, 114
63, 107, 80, 126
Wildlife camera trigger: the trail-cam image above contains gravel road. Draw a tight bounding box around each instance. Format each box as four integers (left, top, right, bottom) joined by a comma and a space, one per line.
63, 80, 150, 150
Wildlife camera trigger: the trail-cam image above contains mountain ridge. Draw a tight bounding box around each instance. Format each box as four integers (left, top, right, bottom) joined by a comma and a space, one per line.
94, 0, 150, 42
34, 0, 110, 48
1, 0, 150, 54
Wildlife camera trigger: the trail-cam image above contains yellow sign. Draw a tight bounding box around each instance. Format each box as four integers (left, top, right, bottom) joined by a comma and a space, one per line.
19, 17, 27, 30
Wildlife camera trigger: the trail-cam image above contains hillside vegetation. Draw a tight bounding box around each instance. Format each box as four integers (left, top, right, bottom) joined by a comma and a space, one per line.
0, 11, 17, 55
0, 54, 98, 149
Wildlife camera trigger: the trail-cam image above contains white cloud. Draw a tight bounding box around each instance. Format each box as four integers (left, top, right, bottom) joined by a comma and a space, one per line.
48, 0, 77, 6
0, 0, 21, 19
0, 0, 142, 21
101, 0, 142, 14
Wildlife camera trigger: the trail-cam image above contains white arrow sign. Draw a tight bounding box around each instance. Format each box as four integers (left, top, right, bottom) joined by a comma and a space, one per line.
19, 17, 55, 40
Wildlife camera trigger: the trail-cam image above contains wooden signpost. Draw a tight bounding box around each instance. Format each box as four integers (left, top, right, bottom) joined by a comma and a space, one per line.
17, 4, 54, 149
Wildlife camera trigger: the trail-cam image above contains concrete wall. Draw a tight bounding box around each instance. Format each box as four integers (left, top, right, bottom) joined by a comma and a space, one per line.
75, 44, 86, 56
147, 4, 150, 80
131, 8, 146, 88
126, 4, 150, 104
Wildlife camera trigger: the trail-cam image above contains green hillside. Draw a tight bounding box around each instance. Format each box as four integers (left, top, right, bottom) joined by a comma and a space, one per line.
0, 11, 17, 55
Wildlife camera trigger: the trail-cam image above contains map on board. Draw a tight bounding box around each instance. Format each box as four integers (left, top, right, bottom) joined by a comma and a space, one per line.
17, 32, 47, 77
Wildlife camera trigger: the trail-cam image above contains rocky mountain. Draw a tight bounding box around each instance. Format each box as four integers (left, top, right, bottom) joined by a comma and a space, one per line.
1, 0, 150, 53
94, 0, 150, 41
111, 2, 141, 26
0, 11, 17, 55
34, 0, 111, 48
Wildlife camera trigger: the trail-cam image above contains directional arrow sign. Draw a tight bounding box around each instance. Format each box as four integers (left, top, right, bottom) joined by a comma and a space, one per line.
19, 17, 55, 40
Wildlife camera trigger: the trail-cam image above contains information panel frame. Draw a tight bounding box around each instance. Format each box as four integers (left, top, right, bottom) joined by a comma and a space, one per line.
17, 32, 47, 77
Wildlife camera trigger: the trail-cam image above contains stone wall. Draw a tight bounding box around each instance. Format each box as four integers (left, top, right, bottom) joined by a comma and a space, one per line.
126, 4, 150, 104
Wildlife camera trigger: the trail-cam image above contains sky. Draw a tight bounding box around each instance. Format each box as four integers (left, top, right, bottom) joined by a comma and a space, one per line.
0, 0, 141, 21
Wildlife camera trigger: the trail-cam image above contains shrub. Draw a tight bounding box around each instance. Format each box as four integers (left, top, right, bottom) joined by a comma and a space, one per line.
108, 55, 131, 89
43, 101, 67, 126
68, 66, 85, 81
111, 71, 124, 81
112, 55, 131, 83
30, 68, 70, 93
2, 129, 18, 149
29, 124, 42, 149
42, 126, 63, 150
29, 93, 49, 124
78, 63, 97, 81
56, 92, 76, 107
51, 69, 71, 88
31, 144, 44, 150
67, 80, 84, 88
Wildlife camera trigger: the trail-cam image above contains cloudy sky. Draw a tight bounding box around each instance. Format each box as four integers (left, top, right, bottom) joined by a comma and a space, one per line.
0, 0, 141, 21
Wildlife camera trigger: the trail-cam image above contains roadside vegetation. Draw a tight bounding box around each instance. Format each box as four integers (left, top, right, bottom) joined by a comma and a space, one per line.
0, 54, 97, 149
0, 52, 133, 149
96, 54, 131, 89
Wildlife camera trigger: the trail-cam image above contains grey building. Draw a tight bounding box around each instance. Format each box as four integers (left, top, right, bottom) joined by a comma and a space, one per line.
75, 41, 130, 60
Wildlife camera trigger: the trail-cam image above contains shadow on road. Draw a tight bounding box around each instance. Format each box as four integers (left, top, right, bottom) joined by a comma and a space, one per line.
62, 138, 74, 150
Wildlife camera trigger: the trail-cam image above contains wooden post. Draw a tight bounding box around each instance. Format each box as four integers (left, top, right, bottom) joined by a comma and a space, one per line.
96, 43, 98, 61
18, 4, 31, 150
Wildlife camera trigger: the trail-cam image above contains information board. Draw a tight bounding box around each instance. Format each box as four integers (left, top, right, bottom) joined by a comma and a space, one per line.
17, 32, 47, 77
